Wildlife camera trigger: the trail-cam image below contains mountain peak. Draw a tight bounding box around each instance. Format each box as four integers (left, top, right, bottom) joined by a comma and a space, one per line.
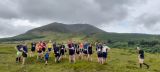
26, 22, 106, 34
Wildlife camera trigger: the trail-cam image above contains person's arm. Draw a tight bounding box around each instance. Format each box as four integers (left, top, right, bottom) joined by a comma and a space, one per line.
107, 46, 110, 52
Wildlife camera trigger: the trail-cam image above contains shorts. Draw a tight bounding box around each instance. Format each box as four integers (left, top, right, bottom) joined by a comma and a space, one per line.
16, 51, 22, 57
48, 48, 52, 51
79, 49, 83, 53
37, 50, 42, 53
31, 47, 35, 52
22, 52, 27, 57
139, 58, 144, 63
102, 52, 107, 58
88, 50, 92, 55
42, 48, 46, 52
60, 50, 65, 55
138, 56, 144, 63
69, 49, 75, 55
97, 51, 103, 58
83, 50, 88, 54
55, 53, 60, 57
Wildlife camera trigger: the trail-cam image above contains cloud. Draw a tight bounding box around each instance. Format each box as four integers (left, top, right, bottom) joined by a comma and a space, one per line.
0, 18, 40, 37
0, 0, 160, 38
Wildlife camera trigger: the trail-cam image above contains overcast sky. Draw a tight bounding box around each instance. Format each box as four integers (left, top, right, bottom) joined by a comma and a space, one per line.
0, 0, 160, 38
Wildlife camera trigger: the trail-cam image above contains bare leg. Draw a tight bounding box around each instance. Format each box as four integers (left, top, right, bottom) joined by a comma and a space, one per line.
22, 57, 26, 65
73, 55, 76, 63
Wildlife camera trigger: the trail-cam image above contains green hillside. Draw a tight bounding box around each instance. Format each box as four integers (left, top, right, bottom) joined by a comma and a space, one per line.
0, 44, 160, 72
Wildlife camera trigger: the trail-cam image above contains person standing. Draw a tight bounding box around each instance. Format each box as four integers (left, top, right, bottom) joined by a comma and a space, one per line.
21, 42, 28, 65
102, 43, 110, 64
47, 40, 53, 53
44, 51, 49, 65
36, 42, 43, 61
15, 43, 23, 63
79, 42, 84, 60
30, 42, 36, 57
68, 40, 75, 63
60, 42, 66, 60
87, 43, 93, 62
54, 44, 60, 63
137, 47, 149, 69
97, 43, 103, 64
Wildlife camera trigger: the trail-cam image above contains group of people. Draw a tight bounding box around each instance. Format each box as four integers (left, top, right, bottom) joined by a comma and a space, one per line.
15, 40, 150, 69
15, 40, 110, 65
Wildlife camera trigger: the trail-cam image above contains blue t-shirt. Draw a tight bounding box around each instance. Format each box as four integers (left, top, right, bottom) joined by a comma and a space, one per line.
31, 43, 36, 48
45, 53, 49, 58
23, 45, 28, 53
83, 43, 89, 50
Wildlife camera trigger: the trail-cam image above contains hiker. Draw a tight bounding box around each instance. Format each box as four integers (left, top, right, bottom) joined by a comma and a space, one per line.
102, 43, 110, 64
41, 41, 46, 54
79, 42, 84, 59
21, 42, 28, 65
36, 42, 43, 61
74, 42, 80, 59
59, 42, 66, 60
137, 47, 149, 69
44, 51, 49, 65
53, 41, 57, 53
30, 42, 36, 57
53, 43, 60, 63
47, 40, 53, 53
68, 41, 75, 63
83, 41, 89, 60
87, 43, 93, 62
15, 43, 23, 63
97, 43, 103, 64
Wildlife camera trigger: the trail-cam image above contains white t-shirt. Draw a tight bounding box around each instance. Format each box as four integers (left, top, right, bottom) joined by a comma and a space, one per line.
102, 46, 110, 52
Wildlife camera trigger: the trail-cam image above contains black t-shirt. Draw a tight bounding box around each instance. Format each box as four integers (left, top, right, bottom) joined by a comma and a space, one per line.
60, 45, 65, 50
88, 46, 92, 51
139, 50, 144, 58
31, 43, 36, 48
54, 47, 59, 54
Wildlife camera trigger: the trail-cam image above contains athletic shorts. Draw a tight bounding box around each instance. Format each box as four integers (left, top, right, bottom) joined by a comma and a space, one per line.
138, 56, 144, 63
42, 48, 46, 52
31, 47, 35, 52
69, 49, 75, 55
37, 50, 42, 53
97, 51, 103, 57
48, 48, 52, 52
55, 53, 60, 57
83, 50, 88, 54
60, 50, 65, 55
22, 52, 27, 57
88, 50, 92, 55
79, 49, 83, 53
102, 52, 107, 58
139, 58, 144, 63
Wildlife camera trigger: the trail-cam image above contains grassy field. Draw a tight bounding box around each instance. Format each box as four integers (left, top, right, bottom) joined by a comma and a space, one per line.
0, 44, 160, 72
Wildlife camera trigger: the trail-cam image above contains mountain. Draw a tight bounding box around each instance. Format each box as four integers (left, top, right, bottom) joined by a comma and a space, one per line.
0, 22, 107, 42
1, 22, 160, 43
26, 22, 106, 35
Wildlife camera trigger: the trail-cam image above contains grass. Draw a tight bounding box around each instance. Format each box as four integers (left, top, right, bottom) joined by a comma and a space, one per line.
0, 44, 160, 72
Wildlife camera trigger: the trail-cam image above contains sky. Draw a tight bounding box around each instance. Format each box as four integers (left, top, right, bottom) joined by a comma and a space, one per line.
0, 0, 160, 38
